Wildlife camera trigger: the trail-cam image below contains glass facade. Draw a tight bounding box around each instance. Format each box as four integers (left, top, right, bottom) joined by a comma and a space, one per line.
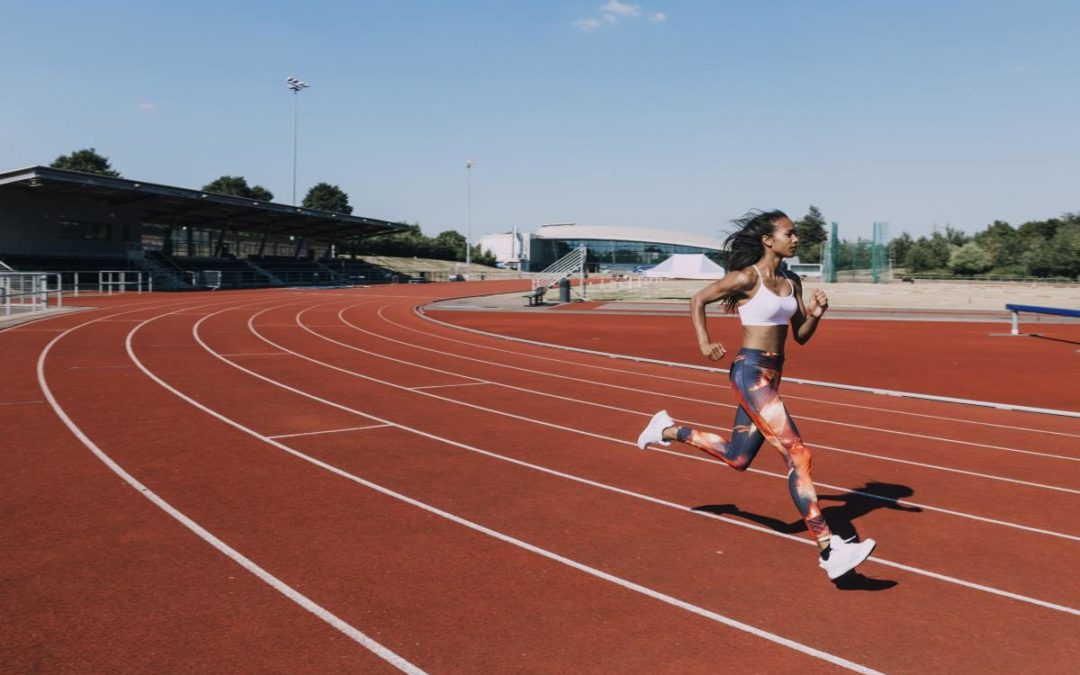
530, 238, 725, 272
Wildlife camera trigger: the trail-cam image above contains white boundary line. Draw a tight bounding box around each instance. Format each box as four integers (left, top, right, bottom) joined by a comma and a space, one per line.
268, 423, 391, 439
185, 301, 1080, 616
416, 307, 1080, 419
411, 381, 491, 391
36, 298, 425, 675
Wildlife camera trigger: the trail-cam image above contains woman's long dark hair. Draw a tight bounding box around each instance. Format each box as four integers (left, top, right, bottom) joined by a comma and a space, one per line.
720, 209, 789, 313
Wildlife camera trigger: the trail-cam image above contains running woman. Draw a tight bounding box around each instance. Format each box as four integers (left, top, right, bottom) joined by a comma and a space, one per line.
636, 209, 875, 580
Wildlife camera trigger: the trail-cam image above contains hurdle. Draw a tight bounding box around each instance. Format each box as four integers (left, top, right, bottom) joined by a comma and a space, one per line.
1002, 303, 1080, 336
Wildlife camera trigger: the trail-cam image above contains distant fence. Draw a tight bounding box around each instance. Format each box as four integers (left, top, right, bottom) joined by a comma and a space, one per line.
900, 274, 1078, 285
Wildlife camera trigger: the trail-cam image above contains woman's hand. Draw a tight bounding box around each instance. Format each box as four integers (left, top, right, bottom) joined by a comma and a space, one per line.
700, 341, 727, 361
807, 289, 829, 318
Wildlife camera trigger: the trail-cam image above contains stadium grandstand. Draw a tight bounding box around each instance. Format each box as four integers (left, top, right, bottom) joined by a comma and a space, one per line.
481, 223, 728, 273
0, 165, 411, 291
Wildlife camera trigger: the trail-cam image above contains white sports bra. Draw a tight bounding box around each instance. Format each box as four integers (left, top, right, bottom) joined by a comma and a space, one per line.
737, 265, 798, 326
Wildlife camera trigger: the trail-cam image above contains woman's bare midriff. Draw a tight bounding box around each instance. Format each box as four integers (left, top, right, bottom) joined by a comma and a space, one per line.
741, 324, 788, 353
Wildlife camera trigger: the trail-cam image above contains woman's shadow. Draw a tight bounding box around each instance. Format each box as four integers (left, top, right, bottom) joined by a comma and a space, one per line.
693, 481, 921, 591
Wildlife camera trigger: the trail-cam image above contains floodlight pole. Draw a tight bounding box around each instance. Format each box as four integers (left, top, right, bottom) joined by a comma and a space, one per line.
286, 76, 310, 205
465, 160, 474, 277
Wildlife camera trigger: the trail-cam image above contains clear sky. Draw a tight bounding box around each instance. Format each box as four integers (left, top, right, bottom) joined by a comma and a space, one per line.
2, 1, 1077, 241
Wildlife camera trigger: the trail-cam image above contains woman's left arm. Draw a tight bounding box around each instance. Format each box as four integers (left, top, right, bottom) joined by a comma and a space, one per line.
788, 273, 828, 345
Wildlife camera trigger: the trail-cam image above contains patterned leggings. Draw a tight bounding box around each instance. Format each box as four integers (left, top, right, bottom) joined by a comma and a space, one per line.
676, 348, 831, 544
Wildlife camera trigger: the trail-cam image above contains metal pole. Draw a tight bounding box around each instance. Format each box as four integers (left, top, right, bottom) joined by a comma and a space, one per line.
292, 90, 299, 205
286, 77, 309, 206
465, 160, 473, 276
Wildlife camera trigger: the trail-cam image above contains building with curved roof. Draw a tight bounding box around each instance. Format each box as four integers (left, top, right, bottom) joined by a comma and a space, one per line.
526, 223, 727, 272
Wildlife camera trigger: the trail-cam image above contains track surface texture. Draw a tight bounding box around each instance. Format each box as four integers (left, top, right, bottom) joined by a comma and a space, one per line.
3, 282, 1078, 674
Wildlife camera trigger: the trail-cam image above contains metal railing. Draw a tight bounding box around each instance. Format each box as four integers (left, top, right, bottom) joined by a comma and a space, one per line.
1, 272, 63, 317
532, 246, 587, 292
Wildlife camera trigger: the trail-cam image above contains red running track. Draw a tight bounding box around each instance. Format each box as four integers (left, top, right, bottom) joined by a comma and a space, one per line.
2, 282, 1078, 673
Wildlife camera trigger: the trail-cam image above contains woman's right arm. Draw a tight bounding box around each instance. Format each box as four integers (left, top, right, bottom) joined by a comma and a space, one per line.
690, 270, 753, 361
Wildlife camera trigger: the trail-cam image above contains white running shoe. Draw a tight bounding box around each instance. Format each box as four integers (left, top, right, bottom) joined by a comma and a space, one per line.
637, 410, 675, 449
819, 535, 876, 580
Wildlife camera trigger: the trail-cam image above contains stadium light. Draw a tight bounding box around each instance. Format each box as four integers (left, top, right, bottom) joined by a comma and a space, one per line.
286, 76, 309, 205
465, 160, 474, 276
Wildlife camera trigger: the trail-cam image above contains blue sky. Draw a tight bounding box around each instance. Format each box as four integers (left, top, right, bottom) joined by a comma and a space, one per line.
2, 1, 1077, 241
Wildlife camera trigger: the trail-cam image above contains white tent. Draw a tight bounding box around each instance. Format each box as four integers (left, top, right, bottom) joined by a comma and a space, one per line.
643, 254, 725, 279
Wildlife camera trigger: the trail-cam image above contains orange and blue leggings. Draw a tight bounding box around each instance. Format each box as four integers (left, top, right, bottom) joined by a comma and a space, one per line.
675, 348, 831, 544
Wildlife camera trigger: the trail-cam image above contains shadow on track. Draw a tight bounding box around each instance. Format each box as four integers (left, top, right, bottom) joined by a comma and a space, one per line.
693, 481, 919, 591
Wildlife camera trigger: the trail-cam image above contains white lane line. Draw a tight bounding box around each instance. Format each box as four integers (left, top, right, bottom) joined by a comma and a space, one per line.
222, 304, 1080, 615
69, 365, 133, 370
123, 311, 888, 675
782, 393, 1080, 440
411, 382, 491, 391
218, 352, 288, 357
38, 299, 424, 675
0, 400, 45, 406
381, 308, 1080, 462
314, 305, 1080, 492
416, 306, 1080, 420
646, 445, 1080, 543
268, 424, 391, 439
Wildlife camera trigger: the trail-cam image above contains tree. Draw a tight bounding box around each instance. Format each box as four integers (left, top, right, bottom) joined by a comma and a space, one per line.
249, 185, 274, 201
948, 242, 993, 275
303, 183, 353, 214
1047, 220, 1080, 278
50, 148, 121, 177
433, 230, 467, 260
202, 175, 274, 201
470, 244, 497, 266
794, 206, 827, 263
973, 220, 1021, 269
904, 234, 951, 272
888, 232, 914, 267
942, 225, 969, 246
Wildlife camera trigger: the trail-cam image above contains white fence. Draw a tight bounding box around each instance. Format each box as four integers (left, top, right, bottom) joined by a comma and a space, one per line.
1, 272, 63, 317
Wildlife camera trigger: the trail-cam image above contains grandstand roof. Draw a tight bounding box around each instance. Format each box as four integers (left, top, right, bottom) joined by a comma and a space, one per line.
533, 223, 726, 251
0, 166, 407, 240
